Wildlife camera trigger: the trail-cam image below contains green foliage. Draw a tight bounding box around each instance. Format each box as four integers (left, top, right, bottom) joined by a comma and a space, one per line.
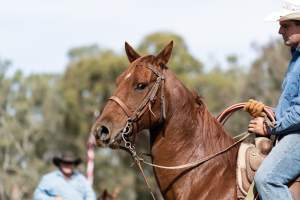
138, 32, 203, 75
62, 48, 128, 148
0, 68, 66, 199
243, 40, 289, 105
68, 44, 101, 61
0, 32, 290, 199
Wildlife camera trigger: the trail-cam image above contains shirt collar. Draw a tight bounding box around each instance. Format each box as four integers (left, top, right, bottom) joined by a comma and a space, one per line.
291, 47, 300, 59
56, 169, 78, 178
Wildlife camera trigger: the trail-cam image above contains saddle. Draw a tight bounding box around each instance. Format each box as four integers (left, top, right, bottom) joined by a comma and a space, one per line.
236, 136, 300, 199
217, 103, 300, 200
236, 136, 272, 199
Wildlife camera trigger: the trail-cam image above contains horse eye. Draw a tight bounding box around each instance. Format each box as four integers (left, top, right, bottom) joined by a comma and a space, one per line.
135, 83, 147, 90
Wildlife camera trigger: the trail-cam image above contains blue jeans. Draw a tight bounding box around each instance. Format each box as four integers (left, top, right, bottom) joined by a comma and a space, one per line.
254, 133, 300, 200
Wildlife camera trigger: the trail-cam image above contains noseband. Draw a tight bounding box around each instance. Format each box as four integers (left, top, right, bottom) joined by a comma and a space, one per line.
108, 64, 166, 152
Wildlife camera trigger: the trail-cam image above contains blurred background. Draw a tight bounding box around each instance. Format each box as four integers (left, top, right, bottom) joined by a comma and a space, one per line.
0, 0, 291, 199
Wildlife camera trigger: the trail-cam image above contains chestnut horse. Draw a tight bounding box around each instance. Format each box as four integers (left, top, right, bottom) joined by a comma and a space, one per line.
92, 41, 238, 199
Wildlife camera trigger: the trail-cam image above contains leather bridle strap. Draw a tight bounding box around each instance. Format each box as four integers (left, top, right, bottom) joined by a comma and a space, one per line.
107, 63, 165, 200
108, 64, 165, 123
109, 96, 133, 117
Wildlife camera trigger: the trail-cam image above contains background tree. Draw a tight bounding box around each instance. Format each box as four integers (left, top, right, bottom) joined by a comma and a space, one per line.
137, 32, 203, 89
243, 40, 290, 105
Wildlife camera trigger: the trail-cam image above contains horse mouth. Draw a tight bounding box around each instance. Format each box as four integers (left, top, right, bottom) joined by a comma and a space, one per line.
95, 131, 123, 149
108, 133, 123, 149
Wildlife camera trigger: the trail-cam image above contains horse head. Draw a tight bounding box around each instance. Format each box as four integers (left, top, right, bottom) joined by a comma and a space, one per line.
91, 42, 244, 200
91, 41, 173, 148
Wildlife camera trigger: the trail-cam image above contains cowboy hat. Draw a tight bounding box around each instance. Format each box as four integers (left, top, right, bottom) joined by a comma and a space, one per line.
52, 151, 82, 167
265, 0, 300, 21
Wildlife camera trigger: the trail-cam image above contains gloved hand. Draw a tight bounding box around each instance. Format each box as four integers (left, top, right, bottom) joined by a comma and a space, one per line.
244, 99, 265, 117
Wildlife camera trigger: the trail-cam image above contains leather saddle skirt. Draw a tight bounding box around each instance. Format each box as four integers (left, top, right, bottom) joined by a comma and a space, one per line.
236, 136, 300, 199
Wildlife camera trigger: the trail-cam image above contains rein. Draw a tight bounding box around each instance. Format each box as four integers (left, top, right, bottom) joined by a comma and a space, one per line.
137, 132, 249, 169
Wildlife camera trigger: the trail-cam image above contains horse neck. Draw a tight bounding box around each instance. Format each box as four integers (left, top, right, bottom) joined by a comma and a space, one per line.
150, 70, 238, 197
151, 70, 236, 159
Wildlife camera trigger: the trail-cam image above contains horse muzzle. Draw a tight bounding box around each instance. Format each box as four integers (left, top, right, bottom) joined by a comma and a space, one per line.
93, 123, 123, 148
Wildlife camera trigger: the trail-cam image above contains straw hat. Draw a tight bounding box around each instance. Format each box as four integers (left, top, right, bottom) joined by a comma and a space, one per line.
265, 0, 300, 21
52, 151, 82, 167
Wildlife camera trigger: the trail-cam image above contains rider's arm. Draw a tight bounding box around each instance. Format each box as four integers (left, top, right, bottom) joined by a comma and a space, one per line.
269, 95, 300, 135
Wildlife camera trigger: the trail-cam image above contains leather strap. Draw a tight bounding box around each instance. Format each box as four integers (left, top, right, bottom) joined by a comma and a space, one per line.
245, 181, 259, 200
109, 96, 133, 117
108, 64, 165, 123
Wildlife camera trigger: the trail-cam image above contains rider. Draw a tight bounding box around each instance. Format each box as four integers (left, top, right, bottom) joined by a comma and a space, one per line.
244, 0, 300, 199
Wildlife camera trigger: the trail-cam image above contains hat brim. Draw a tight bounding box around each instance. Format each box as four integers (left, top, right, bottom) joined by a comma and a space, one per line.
52, 157, 82, 167
265, 9, 300, 21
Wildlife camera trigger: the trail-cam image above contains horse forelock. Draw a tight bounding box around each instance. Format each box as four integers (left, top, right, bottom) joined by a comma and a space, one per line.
116, 55, 157, 85
131, 55, 156, 67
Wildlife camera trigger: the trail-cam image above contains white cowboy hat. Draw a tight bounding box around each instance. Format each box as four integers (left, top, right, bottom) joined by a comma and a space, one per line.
265, 0, 300, 21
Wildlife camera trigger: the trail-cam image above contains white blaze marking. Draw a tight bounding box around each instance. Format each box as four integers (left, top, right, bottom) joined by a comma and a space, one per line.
125, 73, 132, 80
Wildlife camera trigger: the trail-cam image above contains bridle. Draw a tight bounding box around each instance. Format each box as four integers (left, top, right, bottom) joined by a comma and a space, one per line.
109, 63, 166, 124
108, 63, 166, 151
108, 63, 166, 199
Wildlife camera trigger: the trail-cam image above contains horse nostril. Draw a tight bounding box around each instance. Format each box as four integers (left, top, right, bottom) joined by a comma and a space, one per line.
96, 125, 110, 143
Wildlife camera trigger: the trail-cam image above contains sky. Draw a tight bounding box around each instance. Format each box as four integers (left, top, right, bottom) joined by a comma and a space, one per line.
0, 0, 281, 74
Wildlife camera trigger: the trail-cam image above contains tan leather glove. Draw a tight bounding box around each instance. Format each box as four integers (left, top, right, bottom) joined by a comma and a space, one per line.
244, 99, 265, 117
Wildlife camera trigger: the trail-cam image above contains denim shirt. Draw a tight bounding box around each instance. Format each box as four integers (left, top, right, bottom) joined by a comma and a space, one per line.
271, 47, 300, 135
33, 170, 96, 200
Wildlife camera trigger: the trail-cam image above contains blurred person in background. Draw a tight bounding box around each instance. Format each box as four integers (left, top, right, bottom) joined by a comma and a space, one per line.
33, 151, 96, 200
244, 0, 300, 199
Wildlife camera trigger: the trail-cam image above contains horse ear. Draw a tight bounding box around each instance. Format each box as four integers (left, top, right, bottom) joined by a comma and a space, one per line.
102, 189, 108, 198
125, 42, 140, 63
156, 41, 173, 66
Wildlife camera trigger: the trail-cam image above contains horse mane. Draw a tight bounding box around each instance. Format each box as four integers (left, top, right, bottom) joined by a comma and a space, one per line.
191, 90, 205, 107
157, 79, 237, 195
188, 87, 236, 166
195, 94, 236, 166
